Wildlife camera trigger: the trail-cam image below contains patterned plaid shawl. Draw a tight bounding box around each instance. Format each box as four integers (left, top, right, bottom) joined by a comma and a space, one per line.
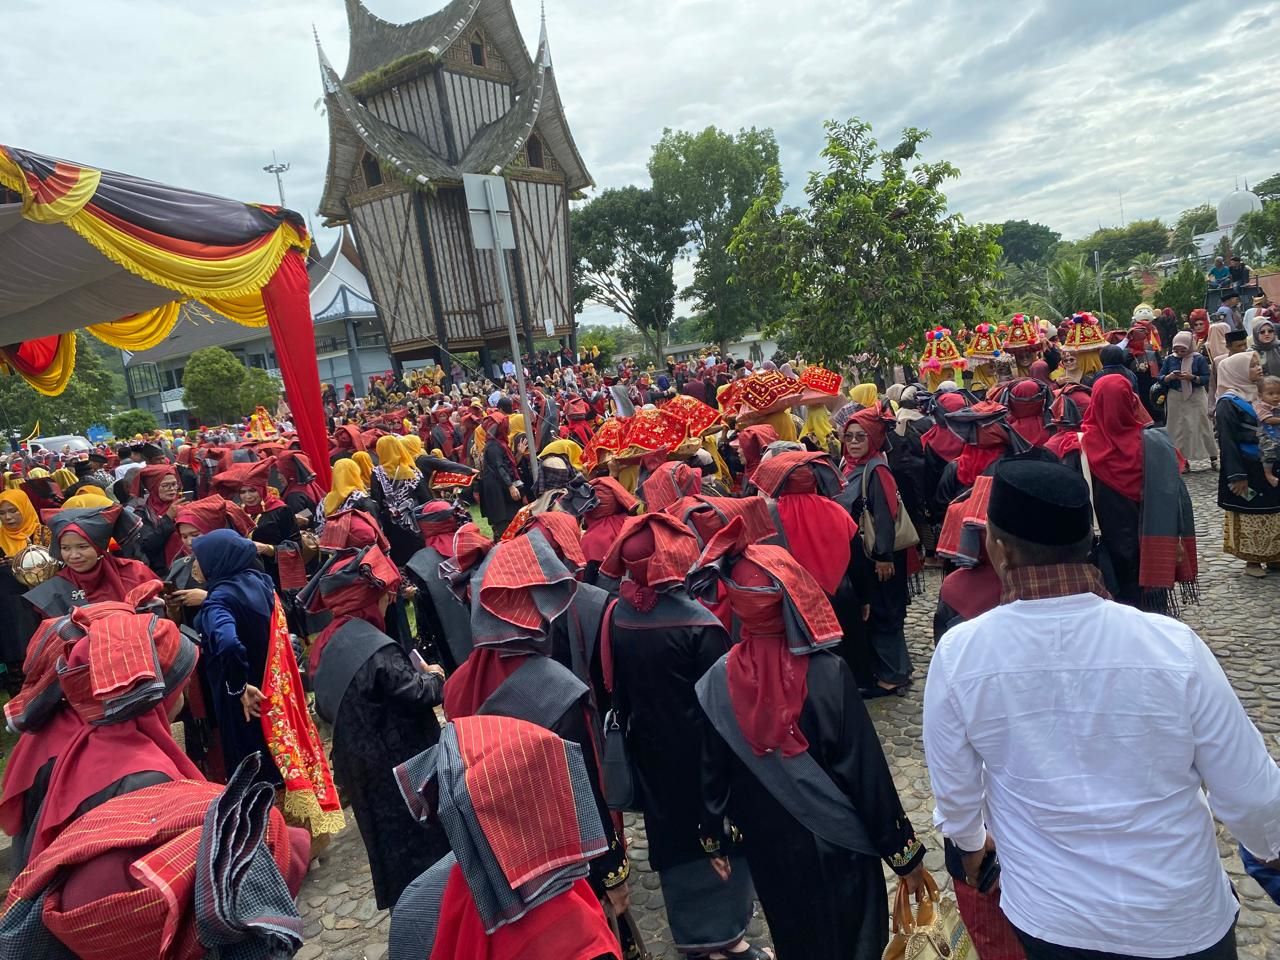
1138, 428, 1199, 614
471, 533, 578, 651
394, 715, 607, 933
1, 757, 299, 960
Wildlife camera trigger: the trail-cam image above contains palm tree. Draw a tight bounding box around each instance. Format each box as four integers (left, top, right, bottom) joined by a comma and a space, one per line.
1028, 257, 1097, 319
1129, 252, 1159, 278
1233, 215, 1267, 264
1170, 227, 1199, 261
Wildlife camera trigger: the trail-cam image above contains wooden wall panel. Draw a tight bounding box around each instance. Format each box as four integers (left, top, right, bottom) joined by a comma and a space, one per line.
365, 80, 450, 159
349, 191, 437, 348
508, 179, 572, 336
423, 187, 493, 345
441, 71, 512, 153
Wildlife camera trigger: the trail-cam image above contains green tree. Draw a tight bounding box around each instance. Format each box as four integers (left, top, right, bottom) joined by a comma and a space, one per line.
1100, 274, 1143, 327
995, 219, 1060, 266
1170, 227, 1199, 260
0, 334, 117, 439
110, 408, 158, 438
730, 119, 1002, 373
570, 186, 684, 362
1129, 252, 1160, 277
576, 325, 619, 370
649, 126, 781, 351
1028, 257, 1099, 320
1079, 219, 1170, 265
239, 367, 282, 415
1254, 172, 1280, 206
1233, 206, 1280, 264
1174, 204, 1217, 236
183, 346, 247, 424
1154, 259, 1208, 320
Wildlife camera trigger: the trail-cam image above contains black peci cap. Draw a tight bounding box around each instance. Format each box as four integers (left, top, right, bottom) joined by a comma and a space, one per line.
988, 458, 1092, 546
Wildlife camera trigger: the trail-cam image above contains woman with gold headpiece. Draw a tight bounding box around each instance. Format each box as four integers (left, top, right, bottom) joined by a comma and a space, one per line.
0, 489, 50, 692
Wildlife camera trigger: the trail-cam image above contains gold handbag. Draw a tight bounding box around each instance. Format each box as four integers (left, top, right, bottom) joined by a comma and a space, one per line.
883, 872, 974, 960
859, 459, 920, 557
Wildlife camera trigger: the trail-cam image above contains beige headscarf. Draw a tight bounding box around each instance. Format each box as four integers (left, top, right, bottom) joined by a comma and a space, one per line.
1216, 351, 1259, 403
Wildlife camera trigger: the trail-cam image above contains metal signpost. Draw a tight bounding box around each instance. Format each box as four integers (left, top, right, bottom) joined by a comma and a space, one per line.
465, 173, 539, 483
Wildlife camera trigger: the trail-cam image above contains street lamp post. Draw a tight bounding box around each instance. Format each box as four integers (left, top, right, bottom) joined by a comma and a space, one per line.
263, 151, 290, 207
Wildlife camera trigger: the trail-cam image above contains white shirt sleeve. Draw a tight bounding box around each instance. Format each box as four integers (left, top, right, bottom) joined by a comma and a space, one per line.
923, 644, 989, 852
1189, 635, 1280, 861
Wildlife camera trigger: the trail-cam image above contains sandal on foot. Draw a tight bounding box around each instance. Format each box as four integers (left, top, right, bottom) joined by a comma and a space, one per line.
710, 945, 774, 960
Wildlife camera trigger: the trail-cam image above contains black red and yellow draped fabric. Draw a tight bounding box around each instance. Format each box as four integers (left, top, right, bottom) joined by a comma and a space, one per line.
0, 146, 329, 486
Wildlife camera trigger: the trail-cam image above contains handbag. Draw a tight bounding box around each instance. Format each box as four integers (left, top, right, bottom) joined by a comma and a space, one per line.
883, 871, 974, 960
860, 458, 920, 557
599, 600, 645, 812
604, 899, 654, 960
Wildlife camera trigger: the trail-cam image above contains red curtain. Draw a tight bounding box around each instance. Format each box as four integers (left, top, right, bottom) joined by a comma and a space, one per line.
261, 249, 331, 488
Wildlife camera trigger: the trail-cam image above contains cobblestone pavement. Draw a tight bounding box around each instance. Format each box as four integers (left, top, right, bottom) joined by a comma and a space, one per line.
0, 469, 1261, 959
298, 467, 1280, 959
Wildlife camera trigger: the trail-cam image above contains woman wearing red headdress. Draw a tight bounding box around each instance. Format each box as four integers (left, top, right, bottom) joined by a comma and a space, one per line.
127, 464, 186, 575
1051, 376, 1198, 614
598, 515, 763, 959
28, 607, 202, 860
405, 500, 473, 674
308, 545, 449, 909
835, 406, 915, 696
693, 528, 925, 960
24, 505, 159, 619
477, 412, 525, 538
581, 477, 641, 585
212, 460, 303, 593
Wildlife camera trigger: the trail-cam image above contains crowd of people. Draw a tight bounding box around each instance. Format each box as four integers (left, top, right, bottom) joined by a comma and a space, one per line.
0, 297, 1278, 960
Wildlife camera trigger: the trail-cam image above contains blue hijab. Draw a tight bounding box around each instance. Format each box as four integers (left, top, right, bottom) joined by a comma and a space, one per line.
192, 528, 276, 618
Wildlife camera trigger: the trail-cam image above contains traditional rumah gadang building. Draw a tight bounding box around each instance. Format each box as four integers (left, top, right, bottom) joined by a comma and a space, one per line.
316, 0, 593, 379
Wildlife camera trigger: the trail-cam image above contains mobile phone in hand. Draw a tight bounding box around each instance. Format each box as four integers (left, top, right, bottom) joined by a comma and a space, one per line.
409, 649, 428, 672
976, 849, 1001, 894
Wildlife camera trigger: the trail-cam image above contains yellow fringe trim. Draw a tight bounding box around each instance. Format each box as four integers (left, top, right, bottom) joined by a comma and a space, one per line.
281, 787, 347, 839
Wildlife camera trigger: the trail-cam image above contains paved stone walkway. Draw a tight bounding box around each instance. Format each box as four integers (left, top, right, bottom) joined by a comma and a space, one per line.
299, 466, 1280, 959
1, 468, 1265, 959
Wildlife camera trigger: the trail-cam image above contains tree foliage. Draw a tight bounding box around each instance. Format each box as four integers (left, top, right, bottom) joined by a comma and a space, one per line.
575, 324, 622, 370
239, 368, 282, 415
0, 335, 117, 439
730, 119, 1002, 371
1069, 218, 1170, 266
1027, 257, 1099, 320
110, 408, 158, 439
1153, 260, 1208, 321
1254, 172, 1280, 206
995, 219, 1060, 266
649, 126, 782, 350
1234, 206, 1279, 263
1174, 204, 1217, 236
570, 186, 684, 362
183, 347, 247, 425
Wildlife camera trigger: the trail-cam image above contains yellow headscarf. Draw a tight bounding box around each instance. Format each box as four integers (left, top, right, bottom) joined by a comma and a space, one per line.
71, 485, 109, 501
0, 489, 41, 558
351, 451, 374, 489
4, 473, 21, 491
702, 435, 732, 487
538, 439, 583, 473
849, 383, 879, 407
801, 404, 835, 447
63, 490, 114, 509
27, 467, 50, 480
375, 434, 418, 482
508, 412, 527, 439
324, 458, 366, 515
402, 434, 425, 461
52, 468, 77, 491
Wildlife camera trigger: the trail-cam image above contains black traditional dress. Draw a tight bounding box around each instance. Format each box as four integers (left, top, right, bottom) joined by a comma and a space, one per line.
701, 651, 923, 960
313, 619, 449, 909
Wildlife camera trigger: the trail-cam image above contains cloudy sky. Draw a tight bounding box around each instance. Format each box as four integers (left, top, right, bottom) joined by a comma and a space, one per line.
6, 0, 1279, 314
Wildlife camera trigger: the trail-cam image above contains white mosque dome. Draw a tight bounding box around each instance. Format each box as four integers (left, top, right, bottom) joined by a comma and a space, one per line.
1217, 189, 1263, 229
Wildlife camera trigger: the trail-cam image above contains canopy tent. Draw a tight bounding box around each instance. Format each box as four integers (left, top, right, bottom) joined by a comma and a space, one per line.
0, 145, 331, 485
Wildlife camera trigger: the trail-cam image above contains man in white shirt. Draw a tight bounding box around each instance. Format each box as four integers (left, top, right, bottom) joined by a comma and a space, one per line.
925, 459, 1280, 960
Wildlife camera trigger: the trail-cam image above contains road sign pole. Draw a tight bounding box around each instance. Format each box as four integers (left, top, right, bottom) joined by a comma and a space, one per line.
482, 177, 540, 484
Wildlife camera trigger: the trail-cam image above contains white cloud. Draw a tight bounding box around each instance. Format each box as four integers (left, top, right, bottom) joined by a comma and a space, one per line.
5, 0, 1279, 313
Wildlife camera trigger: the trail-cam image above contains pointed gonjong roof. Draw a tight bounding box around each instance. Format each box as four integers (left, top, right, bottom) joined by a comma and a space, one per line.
316, 0, 592, 225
